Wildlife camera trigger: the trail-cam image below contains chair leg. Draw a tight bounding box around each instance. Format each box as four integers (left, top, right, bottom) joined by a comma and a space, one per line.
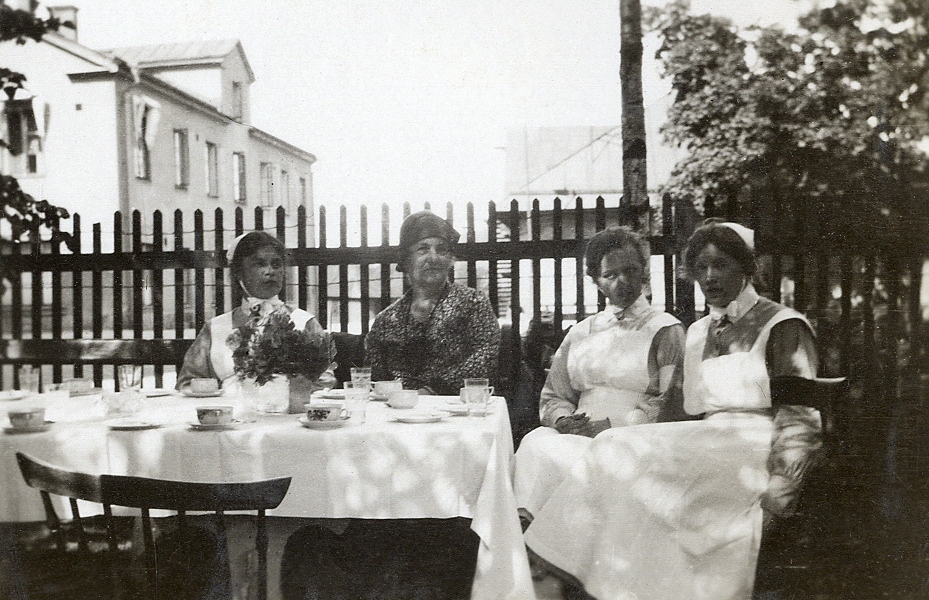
256, 510, 268, 600
141, 508, 157, 596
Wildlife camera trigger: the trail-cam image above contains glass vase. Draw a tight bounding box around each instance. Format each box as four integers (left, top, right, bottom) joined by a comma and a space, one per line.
244, 376, 289, 414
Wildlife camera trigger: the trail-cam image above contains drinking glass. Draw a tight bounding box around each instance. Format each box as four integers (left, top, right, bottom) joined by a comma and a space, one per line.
343, 381, 369, 424
117, 364, 142, 390
350, 367, 372, 391
18, 365, 40, 394
462, 379, 493, 418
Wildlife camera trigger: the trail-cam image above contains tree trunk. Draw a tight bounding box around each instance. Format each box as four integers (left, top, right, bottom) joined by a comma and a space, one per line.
620, 0, 648, 233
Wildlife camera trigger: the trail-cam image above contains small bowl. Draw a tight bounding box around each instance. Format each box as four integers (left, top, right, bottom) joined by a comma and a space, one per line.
373, 380, 403, 396
190, 378, 219, 394
387, 390, 418, 409
8, 408, 46, 430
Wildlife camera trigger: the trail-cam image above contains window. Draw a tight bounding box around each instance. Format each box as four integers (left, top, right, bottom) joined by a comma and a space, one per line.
231, 81, 243, 121
4, 99, 44, 175
26, 138, 40, 174
280, 170, 290, 210
260, 162, 274, 207
232, 152, 246, 203
173, 129, 189, 188
300, 177, 308, 208
205, 142, 219, 197
132, 96, 161, 180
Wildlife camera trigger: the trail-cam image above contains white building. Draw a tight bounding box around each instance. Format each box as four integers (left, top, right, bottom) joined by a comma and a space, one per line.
1, 7, 315, 248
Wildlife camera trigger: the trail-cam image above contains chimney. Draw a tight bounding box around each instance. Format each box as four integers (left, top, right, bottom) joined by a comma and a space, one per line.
48, 6, 78, 42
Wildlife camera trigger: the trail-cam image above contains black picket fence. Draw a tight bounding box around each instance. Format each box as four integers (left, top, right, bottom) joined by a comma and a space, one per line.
1, 195, 927, 467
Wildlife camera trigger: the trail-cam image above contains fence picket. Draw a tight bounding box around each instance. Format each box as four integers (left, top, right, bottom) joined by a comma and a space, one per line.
194, 210, 205, 334
317, 205, 328, 329
72, 214, 84, 379
173, 210, 185, 341
153, 212, 165, 386
360, 205, 370, 333
297, 206, 309, 311
214, 208, 226, 316
379, 204, 391, 316
338, 206, 349, 331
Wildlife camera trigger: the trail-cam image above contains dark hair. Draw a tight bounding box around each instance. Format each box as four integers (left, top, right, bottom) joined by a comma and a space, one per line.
682, 218, 756, 277
584, 226, 648, 278
229, 231, 287, 281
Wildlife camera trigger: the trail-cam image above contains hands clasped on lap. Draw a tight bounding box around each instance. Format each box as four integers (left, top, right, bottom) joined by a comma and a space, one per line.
554, 413, 610, 438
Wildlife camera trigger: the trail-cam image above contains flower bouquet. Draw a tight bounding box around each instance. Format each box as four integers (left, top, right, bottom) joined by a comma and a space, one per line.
229, 307, 332, 413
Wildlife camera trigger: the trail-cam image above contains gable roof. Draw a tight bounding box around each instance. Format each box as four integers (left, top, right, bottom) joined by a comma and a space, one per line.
104, 39, 254, 82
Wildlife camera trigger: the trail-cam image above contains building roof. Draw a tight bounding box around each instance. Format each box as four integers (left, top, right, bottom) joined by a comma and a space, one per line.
104, 39, 254, 82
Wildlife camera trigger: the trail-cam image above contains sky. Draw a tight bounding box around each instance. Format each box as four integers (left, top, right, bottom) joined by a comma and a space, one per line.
66, 0, 814, 214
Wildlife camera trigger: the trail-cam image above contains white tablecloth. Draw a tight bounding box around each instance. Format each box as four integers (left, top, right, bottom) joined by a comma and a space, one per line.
0, 392, 535, 600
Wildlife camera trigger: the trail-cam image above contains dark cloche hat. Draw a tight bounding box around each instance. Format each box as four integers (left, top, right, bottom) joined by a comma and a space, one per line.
396, 211, 460, 272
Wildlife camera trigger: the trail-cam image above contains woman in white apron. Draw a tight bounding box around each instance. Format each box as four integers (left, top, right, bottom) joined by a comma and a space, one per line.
523, 220, 822, 600
176, 231, 335, 392
514, 226, 684, 521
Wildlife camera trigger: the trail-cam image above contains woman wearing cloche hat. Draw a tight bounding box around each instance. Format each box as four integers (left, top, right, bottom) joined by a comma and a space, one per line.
365, 210, 500, 395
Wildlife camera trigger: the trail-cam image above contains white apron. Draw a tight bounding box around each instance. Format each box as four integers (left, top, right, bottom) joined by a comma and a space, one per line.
515, 308, 678, 518
524, 307, 806, 600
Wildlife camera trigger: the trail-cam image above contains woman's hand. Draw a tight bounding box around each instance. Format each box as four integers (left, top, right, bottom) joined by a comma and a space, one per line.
554, 414, 610, 438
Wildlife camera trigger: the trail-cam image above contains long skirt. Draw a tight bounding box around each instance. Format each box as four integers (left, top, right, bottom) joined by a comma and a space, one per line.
524, 412, 774, 600
514, 426, 593, 518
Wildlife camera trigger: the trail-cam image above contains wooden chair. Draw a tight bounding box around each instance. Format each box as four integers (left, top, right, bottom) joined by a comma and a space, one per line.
754, 376, 850, 598
330, 332, 366, 386
15, 452, 291, 600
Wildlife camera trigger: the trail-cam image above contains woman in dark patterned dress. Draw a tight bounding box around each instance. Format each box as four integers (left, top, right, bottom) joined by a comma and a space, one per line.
280, 212, 499, 600
365, 210, 501, 394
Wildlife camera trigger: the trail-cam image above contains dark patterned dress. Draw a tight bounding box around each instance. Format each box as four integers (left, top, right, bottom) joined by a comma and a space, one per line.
365, 283, 501, 395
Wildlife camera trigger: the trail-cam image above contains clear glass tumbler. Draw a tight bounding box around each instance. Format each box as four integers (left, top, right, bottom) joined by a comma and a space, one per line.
117, 364, 142, 390
343, 381, 370, 424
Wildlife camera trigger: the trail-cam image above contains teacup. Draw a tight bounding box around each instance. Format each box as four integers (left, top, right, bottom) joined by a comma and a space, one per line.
387, 389, 418, 409
190, 378, 219, 394
305, 402, 346, 422
8, 407, 46, 430
196, 405, 233, 426
373, 380, 403, 397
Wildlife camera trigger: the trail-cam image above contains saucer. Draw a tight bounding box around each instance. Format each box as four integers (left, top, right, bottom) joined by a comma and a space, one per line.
188, 420, 239, 431
182, 389, 225, 398
442, 403, 469, 415
143, 388, 173, 398
316, 390, 346, 400
3, 421, 52, 434
108, 420, 162, 431
298, 416, 350, 430
0, 391, 29, 402
391, 410, 449, 424
69, 387, 103, 397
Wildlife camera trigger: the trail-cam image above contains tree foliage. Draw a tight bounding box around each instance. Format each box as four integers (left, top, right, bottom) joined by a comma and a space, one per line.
0, 1, 74, 265
647, 0, 929, 249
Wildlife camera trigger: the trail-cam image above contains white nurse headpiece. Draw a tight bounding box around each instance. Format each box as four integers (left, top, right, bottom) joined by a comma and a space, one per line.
719, 222, 755, 251
226, 232, 249, 264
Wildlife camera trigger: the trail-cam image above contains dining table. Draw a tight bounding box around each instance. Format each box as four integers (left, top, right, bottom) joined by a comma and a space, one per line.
0, 388, 536, 600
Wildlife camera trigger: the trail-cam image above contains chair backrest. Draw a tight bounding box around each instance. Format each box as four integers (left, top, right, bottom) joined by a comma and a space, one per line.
769, 376, 849, 441
755, 377, 850, 595
331, 332, 366, 385
15, 452, 106, 555
16, 452, 291, 600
